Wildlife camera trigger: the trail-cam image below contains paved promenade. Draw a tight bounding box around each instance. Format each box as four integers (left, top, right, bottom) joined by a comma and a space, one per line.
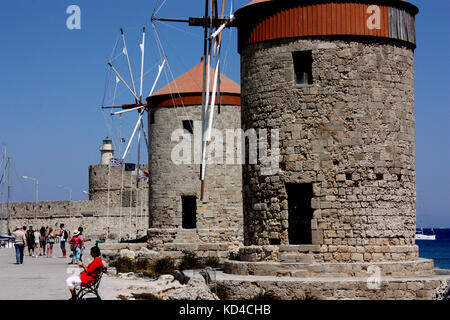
0, 243, 95, 300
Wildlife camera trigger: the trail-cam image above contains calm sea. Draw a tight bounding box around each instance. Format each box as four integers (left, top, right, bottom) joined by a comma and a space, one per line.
416, 228, 450, 270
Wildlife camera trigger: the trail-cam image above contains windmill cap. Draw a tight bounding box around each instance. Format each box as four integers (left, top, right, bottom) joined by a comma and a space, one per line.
146, 58, 240, 108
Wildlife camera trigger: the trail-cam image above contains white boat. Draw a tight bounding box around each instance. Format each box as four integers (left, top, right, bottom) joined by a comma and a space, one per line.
415, 228, 436, 240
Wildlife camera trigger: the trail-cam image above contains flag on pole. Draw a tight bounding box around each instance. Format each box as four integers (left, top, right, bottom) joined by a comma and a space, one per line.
110, 158, 122, 167
138, 170, 149, 179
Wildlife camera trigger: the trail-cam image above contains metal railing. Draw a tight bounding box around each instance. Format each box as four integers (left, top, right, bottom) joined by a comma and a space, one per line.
0, 236, 14, 248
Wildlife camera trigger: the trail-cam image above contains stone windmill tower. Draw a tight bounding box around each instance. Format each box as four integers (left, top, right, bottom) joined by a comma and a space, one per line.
146, 59, 243, 257
225, 0, 433, 281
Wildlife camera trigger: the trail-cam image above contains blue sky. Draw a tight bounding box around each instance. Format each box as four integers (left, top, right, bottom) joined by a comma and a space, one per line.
0, 1, 448, 227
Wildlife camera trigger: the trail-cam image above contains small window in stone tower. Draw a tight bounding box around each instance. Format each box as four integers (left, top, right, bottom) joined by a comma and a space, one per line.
286, 183, 314, 244
183, 120, 194, 135
150, 110, 155, 124
293, 51, 313, 85
182, 196, 197, 229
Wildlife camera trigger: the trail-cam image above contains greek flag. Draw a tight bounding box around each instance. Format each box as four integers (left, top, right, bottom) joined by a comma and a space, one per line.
110, 158, 122, 167
138, 170, 149, 179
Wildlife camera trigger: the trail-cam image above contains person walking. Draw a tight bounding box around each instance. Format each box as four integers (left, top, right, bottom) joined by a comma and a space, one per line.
26, 226, 35, 257
77, 227, 91, 263
39, 227, 46, 256
33, 228, 40, 257
12, 227, 26, 264
22, 226, 28, 251
59, 224, 68, 258
68, 230, 83, 265
46, 227, 56, 258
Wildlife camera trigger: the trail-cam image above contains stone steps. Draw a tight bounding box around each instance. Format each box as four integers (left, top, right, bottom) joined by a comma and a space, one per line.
170, 239, 196, 244
277, 245, 320, 263
164, 242, 232, 253
164, 243, 199, 251
278, 253, 314, 263
279, 245, 321, 253
215, 271, 450, 300
164, 230, 200, 251
224, 259, 436, 278
163, 230, 201, 248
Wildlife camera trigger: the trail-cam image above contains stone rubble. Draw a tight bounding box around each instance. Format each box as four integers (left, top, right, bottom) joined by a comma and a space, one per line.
168, 274, 219, 300
108, 272, 218, 300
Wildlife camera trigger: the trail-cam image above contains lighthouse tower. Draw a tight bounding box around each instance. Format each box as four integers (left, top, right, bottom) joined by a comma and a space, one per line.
99, 137, 115, 165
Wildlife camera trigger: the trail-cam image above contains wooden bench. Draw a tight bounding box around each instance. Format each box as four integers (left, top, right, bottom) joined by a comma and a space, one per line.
75, 266, 107, 300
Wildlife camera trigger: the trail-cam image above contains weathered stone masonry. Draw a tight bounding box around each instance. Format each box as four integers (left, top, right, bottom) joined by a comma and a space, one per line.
240, 39, 417, 262
4, 199, 147, 239
234, 0, 420, 264
89, 164, 149, 208
146, 61, 244, 256
147, 105, 244, 250
2, 164, 149, 239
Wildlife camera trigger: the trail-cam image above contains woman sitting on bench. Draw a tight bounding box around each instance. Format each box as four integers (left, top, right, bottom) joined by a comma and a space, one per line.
66, 246, 103, 300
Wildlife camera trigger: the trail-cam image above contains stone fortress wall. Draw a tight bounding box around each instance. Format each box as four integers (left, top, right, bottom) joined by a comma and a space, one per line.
89, 164, 149, 207
1, 164, 149, 239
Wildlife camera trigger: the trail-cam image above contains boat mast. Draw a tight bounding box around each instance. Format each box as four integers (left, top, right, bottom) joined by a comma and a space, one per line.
136, 26, 146, 189
0, 146, 6, 235
6, 157, 11, 235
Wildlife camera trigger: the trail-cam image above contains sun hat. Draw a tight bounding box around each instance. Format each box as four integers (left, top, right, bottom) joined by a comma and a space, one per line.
73, 230, 80, 236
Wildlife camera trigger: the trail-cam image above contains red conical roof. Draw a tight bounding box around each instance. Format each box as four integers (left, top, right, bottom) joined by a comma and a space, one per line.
147, 58, 240, 108
241, 0, 271, 8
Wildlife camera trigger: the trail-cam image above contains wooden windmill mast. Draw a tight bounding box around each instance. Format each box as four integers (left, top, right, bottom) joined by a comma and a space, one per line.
151, 0, 235, 200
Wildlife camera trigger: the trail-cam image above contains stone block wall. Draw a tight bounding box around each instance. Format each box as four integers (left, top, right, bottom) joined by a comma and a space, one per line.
240, 38, 417, 262
148, 104, 244, 249
216, 276, 450, 300
1, 199, 148, 240
0, 163, 150, 239
89, 164, 148, 207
